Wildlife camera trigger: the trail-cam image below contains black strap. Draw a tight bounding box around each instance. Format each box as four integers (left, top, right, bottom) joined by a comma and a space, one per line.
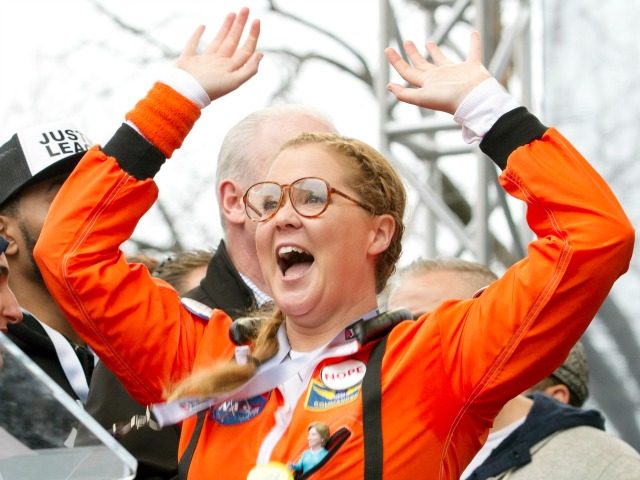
177, 411, 206, 480
362, 336, 388, 480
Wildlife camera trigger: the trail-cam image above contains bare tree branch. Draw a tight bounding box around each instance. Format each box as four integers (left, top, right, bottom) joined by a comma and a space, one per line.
266, 0, 373, 85
89, 0, 178, 58
264, 48, 374, 88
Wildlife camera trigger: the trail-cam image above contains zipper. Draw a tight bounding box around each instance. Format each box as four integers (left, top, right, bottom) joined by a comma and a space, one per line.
297, 427, 351, 479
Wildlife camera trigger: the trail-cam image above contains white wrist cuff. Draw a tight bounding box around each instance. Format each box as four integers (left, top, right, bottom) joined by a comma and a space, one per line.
157, 67, 211, 109
453, 78, 520, 144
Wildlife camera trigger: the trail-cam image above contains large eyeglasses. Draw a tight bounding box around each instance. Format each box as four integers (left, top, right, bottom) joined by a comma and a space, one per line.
243, 177, 371, 222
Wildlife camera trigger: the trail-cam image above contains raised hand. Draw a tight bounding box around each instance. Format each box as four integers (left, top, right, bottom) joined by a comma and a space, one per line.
385, 31, 491, 115
176, 7, 262, 101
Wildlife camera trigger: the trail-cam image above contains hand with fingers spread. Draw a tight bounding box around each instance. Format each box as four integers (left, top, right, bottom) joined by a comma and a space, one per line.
385, 31, 491, 115
176, 7, 262, 101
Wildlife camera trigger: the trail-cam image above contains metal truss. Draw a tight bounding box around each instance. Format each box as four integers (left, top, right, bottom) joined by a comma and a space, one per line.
378, 0, 640, 450
378, 0, 532, 269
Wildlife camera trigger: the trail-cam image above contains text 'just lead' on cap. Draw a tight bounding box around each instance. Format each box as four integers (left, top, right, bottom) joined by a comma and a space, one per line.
0, 122, 92, 207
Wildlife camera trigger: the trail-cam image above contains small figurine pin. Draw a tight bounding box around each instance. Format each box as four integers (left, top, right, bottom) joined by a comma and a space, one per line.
290, 422, 330, 475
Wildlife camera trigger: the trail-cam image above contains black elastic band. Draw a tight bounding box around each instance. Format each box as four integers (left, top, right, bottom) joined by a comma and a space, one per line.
177, 411, 206, 480
479, 106, 548, 170
362, 336, 388, 480
103, 123, 165, 180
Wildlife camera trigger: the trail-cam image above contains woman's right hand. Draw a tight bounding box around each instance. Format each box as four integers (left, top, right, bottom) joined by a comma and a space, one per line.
176, 7, 262, 101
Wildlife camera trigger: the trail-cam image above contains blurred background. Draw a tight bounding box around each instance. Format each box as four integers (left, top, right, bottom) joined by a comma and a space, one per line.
1, 0, 638, 449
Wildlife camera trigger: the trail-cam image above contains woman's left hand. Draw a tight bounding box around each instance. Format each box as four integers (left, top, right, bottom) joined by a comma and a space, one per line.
385, 31, 491, 114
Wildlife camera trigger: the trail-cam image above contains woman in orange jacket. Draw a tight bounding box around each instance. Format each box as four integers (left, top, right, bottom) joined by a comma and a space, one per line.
34, 8, 634, 480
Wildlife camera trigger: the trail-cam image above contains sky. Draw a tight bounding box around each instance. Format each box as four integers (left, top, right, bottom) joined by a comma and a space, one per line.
0, 1, 390, 142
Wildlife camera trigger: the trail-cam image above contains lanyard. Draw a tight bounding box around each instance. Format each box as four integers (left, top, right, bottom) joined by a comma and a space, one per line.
152, 329, 359, 427
151, 310, 384, 427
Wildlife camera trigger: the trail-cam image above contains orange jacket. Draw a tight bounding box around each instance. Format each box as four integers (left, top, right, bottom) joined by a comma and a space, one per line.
34, 84, 634, 479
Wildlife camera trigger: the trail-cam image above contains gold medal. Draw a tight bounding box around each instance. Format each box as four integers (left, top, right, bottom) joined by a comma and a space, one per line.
246, 461, 293, 480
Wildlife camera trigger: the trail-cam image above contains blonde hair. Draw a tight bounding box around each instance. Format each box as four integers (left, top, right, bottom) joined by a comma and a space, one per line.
282, 133, 406, 293
168, 133, 406, 400
167, 309, 283, 400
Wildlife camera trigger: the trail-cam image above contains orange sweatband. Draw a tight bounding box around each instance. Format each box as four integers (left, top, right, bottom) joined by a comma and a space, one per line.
125, 82, 201, 159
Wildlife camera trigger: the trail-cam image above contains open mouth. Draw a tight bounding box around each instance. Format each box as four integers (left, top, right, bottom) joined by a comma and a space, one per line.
277, 246, 314, 278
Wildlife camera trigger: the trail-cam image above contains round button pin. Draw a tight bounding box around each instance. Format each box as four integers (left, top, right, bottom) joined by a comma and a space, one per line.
321, 359, 366, 390
246, 461, 293, 480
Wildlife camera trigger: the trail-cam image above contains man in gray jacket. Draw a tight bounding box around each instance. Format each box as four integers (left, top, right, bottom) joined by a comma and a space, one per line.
387, 257, 640, 479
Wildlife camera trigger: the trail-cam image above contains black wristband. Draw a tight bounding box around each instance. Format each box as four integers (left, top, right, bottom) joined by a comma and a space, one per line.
103, 123, 165, 180
480, 106, 548, 170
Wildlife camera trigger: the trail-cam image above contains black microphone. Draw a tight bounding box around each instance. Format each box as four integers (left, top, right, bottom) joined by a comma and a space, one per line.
349, 308, 414, 345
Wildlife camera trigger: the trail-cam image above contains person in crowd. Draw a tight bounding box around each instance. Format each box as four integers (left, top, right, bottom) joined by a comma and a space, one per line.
0, 236, 22, 332
128, 253, 162, 276
387, 257, 640, 479
154, 249, 213, 295
87, 45, 335, 480
526, 340, 589, 407
0, 122, 95, 402
385, 256, 497, 317
0, 234, 20, 398
0, 120, 178, 479
33, 8, 634, 479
